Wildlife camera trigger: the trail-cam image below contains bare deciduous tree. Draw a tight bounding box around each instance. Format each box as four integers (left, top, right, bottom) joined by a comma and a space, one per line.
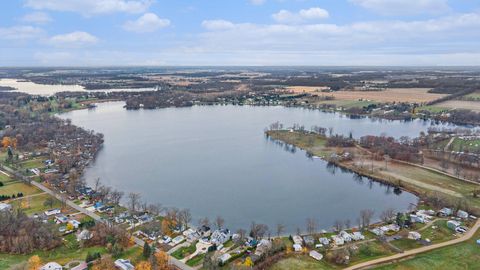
127, 192, 141, 213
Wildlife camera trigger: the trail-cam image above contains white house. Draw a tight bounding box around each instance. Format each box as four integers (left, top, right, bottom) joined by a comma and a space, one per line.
457, 210, 469, 219
352, 232, 365, 241
210, 229, 230, 245
255, 239, 272, 256
0, 203, 11, 212
408, 231, 422, 240
319, 237, 330, 246
439, 208, 453, 217
292, 235, 303, 245
293, 243, 302, 252
332, 235, 345, 246
219, 253, 231, 264
339, 231, 353, 242
44, 209, 61, 216
40, 262, 62, 270
309, 250, 323, 261
171, 235, 185, 245
114, 259, 134, 270
447, 220, 461, 230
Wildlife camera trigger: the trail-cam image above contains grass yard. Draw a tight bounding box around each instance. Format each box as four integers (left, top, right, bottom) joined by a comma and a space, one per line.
10, 193, 61, 216
186, 253, 205, 267
420, 220, 457, 244
266, 130, 333, 158
270, 255, 337, 270
19, 158, 46, 170
390, 238, 423, 251
0, 171, 14, 183
349, 241, 394, 265
0, 182, 42, 196
314, 99, 378, 110
373, 228, 480, 270
171, 242, 197, 260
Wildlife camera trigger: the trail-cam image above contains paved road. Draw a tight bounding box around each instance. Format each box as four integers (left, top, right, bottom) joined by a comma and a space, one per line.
344, 219, 480, 270
1, 165, 193, 270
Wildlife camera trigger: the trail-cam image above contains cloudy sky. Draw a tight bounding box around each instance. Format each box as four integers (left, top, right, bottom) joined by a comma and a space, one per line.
1, 0, 480, 66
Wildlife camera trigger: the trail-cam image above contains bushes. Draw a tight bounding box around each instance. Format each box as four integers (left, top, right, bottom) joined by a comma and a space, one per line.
0, 192, 24, 201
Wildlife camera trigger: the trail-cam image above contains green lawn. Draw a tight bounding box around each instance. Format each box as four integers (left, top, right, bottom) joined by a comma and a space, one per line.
0, 182, 42, 196
0, 172, 14, 184
10, 193, 61, 216
19, 158, 46, 170
270, 255, 337, 270
349, 241, 394, 265
186, 253, 205, 267
374, 228, 480, 270
390, 238, 422, 251
171, 242, 197, 260
421, 220, 457, 244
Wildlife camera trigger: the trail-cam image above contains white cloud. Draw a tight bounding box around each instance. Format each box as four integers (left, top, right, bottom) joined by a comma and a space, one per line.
193, 12, 480, 65
21, 12, 52, 24
24, 0, 152, 16
272, 7, 329, 24
350, 0, 450, 16
49, 31, 98, 47
0, 26, 44, 40
250, 0, 266, 5
201, 20, 236, 31
123, 13, 170, 33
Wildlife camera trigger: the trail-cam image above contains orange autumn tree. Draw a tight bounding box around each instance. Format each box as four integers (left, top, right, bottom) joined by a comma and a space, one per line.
92, 255, 116, 270
154, 250, 170, 270
136, 261, 152, 270
28, 255, 42, 270
1, 136, 17, 149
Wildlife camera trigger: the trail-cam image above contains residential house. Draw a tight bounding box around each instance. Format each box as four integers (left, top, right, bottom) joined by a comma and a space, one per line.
319, 237, 330, 246
44, 209, 61, 216
55, 214, 68, 224
303, 235, 315, 247
292, 235, 303, 246
309, 250, 323, 261
219, 253, 231, 264
408, 231, 422, 240
114, 259, 135, 270
77, 229, 92, 241
332, 235, 344, 246
352, 232, 365, 241
339, 231, 353, 242
0, 203, 12, 212
254, 239, 272, 256
439, 208, 453, 217
457, 210, 469, 219
171, 235, 185, 245
210, 229, 231, 246
40, 262, 62, 270
293, 243, 302, 252
447, 220, 461, 230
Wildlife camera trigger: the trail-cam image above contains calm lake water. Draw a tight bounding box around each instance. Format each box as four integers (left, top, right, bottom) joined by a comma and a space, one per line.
59, 102, 448, 232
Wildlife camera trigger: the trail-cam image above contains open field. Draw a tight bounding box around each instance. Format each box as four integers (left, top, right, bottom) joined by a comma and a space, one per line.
328, 88, 445, 103
312, 99, 378, 109
270, 255, 336, 270
286, 86, 331, 93
19, 158, 47, 170
436, 100, 480, 112
9, 193, 62, 216
0, 182, 42, 196
373, 226, 480, 270
459, 91, 480, 101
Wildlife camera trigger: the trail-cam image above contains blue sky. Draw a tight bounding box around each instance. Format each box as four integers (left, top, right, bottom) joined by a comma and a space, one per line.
1, 0, 480, 66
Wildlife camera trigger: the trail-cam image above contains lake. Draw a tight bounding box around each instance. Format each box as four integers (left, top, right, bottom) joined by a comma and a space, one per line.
59, 102, 444, 232
0, 79, 157, 96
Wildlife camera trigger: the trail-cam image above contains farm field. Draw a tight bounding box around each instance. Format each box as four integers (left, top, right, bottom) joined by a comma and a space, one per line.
436, 100, 480, 112
286, 86, 331, 93
328, 88, 445, 103
0, 181, 42, 196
